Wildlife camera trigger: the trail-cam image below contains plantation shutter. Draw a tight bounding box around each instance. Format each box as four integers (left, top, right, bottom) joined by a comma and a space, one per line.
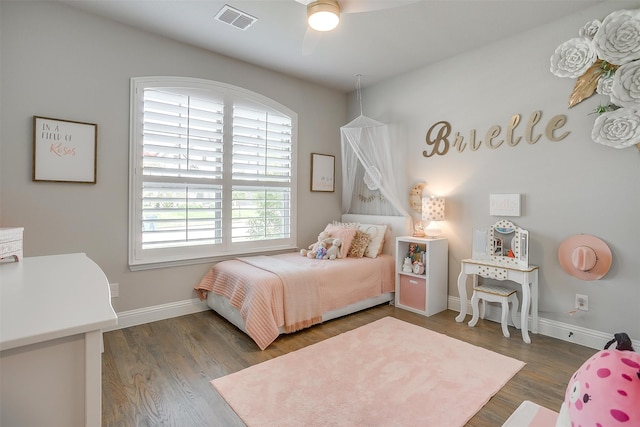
141, 89, 224, 249
129, 77, 297, 268
231, 104, 293, 242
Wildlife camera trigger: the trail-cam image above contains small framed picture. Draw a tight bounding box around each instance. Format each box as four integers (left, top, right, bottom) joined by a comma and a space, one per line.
33, 116, 97, 183
310, 153, 335, 192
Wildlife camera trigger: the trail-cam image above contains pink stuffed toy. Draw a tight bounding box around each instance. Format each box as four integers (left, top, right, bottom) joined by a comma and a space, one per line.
556, 333, 640, 427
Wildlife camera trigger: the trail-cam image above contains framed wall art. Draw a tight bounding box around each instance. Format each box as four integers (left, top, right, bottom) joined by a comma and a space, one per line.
33, 116, 97, 183
310, 153, 334, 192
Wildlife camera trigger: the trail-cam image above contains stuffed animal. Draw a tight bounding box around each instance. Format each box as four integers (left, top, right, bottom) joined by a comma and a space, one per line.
402, 257, 413, 273
556, 332, 640, 427
301, 231, 331, 258
409, 182, 426, 212
315, 244, 327, 259
324, 238, 343, 260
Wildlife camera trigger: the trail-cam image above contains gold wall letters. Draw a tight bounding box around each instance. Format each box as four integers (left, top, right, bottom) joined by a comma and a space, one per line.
423, 110, 570, 157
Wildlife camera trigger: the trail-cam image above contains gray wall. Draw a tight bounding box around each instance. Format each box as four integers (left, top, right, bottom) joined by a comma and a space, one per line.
0, 1, 344, 312
350, 1, 640, 341
3, 1, 638, 343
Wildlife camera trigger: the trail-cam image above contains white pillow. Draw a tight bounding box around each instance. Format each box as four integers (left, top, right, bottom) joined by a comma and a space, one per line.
358, 223, 387, 258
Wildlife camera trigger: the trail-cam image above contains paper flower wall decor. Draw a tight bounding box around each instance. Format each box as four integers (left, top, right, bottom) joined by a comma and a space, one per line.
550, 8, 640, 150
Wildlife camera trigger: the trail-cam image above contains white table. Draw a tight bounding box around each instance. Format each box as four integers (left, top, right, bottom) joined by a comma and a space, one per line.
455, 259, 539, 343
1, 253, 118, 427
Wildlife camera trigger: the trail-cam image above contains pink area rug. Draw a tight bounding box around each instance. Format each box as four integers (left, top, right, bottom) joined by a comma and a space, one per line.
212, 317, 525, 427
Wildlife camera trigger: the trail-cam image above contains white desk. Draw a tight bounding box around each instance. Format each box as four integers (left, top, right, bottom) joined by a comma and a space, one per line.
455, 259, 539, 343
1, 253, 118, 427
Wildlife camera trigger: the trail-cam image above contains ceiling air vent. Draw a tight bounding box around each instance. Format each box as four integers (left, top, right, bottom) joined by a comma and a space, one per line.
214, 4, 257, 31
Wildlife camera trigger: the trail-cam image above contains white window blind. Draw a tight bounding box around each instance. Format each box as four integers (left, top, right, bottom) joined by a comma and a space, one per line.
129, 77, 297, 268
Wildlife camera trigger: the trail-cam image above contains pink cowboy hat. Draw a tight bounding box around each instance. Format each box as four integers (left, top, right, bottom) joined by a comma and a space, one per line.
558, 234, 612, 281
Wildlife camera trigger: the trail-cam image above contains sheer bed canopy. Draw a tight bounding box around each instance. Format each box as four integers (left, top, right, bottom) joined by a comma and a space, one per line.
340, 113, 410, 219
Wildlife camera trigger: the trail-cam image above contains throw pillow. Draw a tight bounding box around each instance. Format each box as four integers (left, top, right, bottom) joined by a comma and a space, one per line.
358, 223, 387, 258
347, 230, 371, 258
324, 223, 357, 257
332, 220, 359, 228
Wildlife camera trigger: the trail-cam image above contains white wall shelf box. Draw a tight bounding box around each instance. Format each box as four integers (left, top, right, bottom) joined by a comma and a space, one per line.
0, 227, 24, 262
395, 236, 448, 317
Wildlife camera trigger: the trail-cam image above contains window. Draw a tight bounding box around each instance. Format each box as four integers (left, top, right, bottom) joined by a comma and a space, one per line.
129, 77, 297, 269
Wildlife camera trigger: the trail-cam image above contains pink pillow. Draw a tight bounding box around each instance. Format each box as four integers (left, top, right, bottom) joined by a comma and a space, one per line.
323, 224, 357, 257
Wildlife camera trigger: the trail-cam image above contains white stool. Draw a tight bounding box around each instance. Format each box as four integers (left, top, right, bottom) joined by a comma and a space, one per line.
468, 284, 520, 338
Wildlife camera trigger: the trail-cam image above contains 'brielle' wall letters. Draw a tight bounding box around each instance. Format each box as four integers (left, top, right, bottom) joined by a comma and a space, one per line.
423, 111, 570, 157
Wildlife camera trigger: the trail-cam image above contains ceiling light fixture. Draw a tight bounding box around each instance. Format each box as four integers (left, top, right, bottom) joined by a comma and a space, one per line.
307, 0, 340, 32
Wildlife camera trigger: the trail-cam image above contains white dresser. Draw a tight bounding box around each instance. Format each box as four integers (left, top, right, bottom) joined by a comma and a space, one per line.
0, 253, 118, 427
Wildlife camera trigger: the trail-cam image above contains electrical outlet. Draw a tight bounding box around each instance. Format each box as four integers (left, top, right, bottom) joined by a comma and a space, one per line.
575, 294, 588, 311
110, 283, 119, 298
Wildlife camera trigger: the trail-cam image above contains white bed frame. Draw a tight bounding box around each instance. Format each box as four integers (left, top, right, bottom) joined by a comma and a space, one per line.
206, 214, 411, 336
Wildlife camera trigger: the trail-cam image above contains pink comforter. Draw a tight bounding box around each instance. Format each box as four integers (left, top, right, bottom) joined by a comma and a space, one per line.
195, 252, 394, 350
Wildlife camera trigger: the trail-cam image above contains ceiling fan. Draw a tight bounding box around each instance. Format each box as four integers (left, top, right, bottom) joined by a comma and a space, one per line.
294, 0, 417, 54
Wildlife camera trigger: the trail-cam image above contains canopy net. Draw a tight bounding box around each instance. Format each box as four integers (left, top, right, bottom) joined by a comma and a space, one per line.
340, 114, 410, 218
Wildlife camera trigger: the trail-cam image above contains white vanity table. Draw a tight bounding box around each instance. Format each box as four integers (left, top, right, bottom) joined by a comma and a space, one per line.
455, 220, 538, 343
0, 253, 118, 427
455, 259, 539, 343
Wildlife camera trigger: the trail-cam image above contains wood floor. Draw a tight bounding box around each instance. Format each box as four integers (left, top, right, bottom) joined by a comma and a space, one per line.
102, 305, 596, 427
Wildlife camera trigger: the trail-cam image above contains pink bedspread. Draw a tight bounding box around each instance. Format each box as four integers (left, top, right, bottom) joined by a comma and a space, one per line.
195, 252, 394, 350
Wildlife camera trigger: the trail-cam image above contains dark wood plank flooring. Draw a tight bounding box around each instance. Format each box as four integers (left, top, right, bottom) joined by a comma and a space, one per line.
102, 305, 596, 426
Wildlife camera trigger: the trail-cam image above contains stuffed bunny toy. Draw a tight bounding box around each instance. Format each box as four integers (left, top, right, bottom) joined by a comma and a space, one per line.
301, 231, 331, 258
324, 238, 343, 260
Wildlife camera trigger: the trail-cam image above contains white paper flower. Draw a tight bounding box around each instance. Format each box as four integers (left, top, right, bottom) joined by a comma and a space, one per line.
610, 60, 640, 107
579, 19, 601, 39
550, 37, 598, 78
591, 107, 640, 148
593, 9, 640, 65
596, 74, 615, 96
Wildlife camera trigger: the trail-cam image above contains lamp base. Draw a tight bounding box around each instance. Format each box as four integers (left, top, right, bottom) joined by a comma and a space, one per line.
424, 221, 442, 239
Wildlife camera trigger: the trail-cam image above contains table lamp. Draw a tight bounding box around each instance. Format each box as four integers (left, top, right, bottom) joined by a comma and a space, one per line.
422, 196, 445, 238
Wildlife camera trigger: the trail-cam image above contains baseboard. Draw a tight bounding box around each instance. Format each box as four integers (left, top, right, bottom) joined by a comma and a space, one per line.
447, 296, 640, 351
104, 296, 639, 351
104, 298, 209, 332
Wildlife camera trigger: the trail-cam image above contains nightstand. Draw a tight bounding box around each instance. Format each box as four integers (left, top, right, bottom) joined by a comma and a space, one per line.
395, 236, 448, 316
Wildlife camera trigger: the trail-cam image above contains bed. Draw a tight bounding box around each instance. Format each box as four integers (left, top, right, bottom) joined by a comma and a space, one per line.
195, 214, 411, 350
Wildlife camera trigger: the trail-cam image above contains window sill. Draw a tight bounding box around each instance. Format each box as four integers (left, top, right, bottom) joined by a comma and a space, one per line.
128, 247, 299, 271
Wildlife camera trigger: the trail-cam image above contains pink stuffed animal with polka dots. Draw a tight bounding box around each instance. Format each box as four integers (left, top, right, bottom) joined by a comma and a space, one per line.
556, 333, 640, 427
